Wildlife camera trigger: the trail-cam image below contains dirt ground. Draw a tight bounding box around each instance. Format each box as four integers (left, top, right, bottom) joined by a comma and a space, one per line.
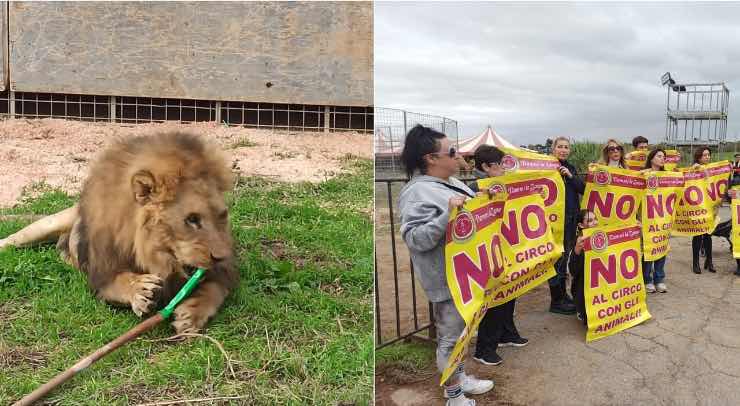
0, 118, 372, 208
376, 206, 740, 405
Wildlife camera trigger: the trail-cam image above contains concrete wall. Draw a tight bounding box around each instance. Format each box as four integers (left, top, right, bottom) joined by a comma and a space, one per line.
8, 2, 372, 106
1, 2, 6, 92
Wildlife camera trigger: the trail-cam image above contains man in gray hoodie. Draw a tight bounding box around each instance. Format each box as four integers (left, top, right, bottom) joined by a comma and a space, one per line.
398, 125, 494, 406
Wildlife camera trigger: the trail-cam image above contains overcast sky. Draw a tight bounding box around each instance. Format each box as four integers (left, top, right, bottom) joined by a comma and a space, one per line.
375, 2, 740, 145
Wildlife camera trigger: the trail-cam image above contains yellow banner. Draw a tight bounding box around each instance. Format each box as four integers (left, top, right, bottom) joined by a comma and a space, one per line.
498, 146, 562, 172
641, 171, 684, 261
581, 164, 646, 227
664, 150, 681, 171
625, 150, 647, 171
583, 224, 651, 341
497, 148, 566, 247
626, 149, 680, 171
441, 172, 559, 384
673, 161, 731, 236
731, 187, 740, 258
444, 197, 506, 325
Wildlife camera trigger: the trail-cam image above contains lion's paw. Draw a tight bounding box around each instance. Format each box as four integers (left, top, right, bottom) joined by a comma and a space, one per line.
130, 274, 163, 317
171, 299, 207, 334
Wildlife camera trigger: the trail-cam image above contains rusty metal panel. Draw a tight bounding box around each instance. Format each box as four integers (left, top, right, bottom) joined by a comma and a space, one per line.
9, 2, 372, 106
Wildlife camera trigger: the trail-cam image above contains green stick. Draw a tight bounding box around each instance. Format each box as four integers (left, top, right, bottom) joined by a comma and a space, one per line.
14, 268, 206, 406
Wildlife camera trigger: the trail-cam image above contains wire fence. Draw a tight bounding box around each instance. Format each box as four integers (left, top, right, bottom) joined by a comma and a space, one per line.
0, 90, 374, 133
375, 107, 458, 177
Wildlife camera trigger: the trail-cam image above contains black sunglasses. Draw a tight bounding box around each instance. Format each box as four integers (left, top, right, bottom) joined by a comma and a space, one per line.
607, 146, 623, 153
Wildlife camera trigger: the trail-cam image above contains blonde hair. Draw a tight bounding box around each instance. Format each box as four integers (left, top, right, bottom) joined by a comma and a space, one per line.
551, 136, 571, 157
598, 138, 626, 168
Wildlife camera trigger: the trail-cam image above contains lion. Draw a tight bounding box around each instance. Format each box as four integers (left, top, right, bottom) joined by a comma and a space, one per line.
0, 131, 239, 333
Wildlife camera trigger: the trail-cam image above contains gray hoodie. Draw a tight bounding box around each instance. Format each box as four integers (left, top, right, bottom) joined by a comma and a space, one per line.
398, 175, 475, 302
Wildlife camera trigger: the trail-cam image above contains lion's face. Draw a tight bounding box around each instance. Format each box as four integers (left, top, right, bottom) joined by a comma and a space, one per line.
140, 177, 234, 274
169, 182, 233, 272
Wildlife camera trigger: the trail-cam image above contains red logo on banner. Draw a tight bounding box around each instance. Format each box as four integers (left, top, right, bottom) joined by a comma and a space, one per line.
452, 211, 476, 242
594, 169, 611, 186
591, 231, 609, 252
501, 155, 519, 171
489, 183, 506, 196
647, 175, 658, 190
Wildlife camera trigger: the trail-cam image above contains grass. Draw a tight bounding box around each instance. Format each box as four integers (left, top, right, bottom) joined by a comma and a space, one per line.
0, 159, 373, 405
568, 141, 601, 174
375, 340, 435, 385
228, 138, 259, 149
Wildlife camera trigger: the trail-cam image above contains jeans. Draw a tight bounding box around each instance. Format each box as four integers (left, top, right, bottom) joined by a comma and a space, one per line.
433, 299, 465, 385
643, 256, 666, 284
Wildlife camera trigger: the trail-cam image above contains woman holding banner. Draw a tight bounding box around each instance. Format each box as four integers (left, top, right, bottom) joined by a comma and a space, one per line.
550, 137, 582, 315
597, 139, 627, 169
642, 148, 669, 293
468, 145, 529, 367
692, 147, 717, 274
398, 125, 494, 405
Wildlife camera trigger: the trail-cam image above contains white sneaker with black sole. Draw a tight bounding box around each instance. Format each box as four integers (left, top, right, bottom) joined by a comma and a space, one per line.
443, 373, 495, 398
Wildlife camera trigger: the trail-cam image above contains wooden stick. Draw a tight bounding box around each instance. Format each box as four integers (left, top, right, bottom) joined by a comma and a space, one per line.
13, 314, 164, 406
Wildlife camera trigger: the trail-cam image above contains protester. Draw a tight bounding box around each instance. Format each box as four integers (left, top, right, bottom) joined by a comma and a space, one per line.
642, 148, 669, 293
597, 139, 627, 168
549, 137, 581, 314
625, 136, 649, 162
632, 136, 649, 151
567, 209, 598, 324
468, 145, 529, 367
691, 147, 716, 274
398, 125, 493, 405
732, 153, 740, 184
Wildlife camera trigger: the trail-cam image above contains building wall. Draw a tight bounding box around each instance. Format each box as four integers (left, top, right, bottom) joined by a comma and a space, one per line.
1, 2, 6, 92
7, 2, 372, 106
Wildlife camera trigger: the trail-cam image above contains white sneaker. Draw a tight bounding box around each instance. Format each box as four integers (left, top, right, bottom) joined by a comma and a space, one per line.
645, 283, 656, 293
446, 394, 476, 406
444, 373, 494, 398
656, 283, 667, 293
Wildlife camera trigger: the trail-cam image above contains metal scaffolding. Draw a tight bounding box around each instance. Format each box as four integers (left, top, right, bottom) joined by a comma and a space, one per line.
663, 72, 729, 147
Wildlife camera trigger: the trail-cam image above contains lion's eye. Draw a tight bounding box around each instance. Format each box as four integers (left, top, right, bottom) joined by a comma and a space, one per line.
185, 213, 202, 228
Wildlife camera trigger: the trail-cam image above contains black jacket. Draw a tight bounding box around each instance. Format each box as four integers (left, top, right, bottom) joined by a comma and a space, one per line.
560, 159, 585, 220
467, 169, 488, 193
567, 246, 587, 322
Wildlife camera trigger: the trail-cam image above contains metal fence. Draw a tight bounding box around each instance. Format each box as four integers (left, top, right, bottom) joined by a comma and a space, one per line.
375, 178, 436, 349
0, 90, 374, 133
375, 107, 458, 176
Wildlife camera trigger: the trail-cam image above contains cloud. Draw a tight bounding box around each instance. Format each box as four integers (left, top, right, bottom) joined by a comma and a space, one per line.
375, 2, 740, 146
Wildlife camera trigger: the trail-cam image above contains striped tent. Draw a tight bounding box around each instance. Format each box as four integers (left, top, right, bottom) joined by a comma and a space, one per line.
457, 125, 518, 156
